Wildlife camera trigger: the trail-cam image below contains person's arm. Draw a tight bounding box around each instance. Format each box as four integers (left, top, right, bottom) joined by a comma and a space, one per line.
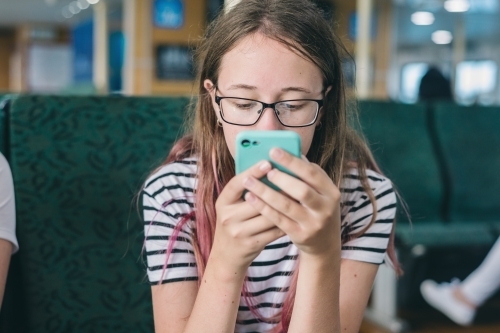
243, 149, 395, 332
149, 160, 285, 333
336, 169, 396, 332
150, 256, 247, 333
0, 153, 17, 308
151, 281, 198, 333
243, 148, 343, 332
339, 260, 379, 333
0, 239, 12, 309
290, 257, 378, 333
290, 250, 341, 332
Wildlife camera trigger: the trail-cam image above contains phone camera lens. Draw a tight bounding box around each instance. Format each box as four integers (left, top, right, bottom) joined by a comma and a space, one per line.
241, 139, 251, 148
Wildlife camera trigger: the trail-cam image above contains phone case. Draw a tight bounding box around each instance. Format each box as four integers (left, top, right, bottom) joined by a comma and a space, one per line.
235, 130, 301, 191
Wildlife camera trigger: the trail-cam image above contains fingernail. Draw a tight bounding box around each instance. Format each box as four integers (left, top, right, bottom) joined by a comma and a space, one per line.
270, 148, 283, 160
259, 161, 271, 171
267, 169, 276, 180
244, 177, 255, 188
245, 192, 256, 203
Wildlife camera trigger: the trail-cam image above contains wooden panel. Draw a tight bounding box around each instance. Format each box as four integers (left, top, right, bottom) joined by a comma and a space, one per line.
151, 0, 206, 95
151, 80, 196, 95
0, 30, 14, 91
152, 0, 206, 44
333, 0, 356, 55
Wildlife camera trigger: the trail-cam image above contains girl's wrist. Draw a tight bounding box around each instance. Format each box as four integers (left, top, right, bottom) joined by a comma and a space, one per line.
205, 254, 249, 284
298, 245, 341, 269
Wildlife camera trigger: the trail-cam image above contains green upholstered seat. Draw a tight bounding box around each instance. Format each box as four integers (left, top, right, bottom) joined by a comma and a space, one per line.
7, 95, 189, 332
357, 101, 444, 224
396, 222, 495, 248
433, 103, 500, 223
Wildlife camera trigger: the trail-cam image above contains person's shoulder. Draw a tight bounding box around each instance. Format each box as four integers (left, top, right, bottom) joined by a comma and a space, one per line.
0, 153, 10, 174
341, 168, 395, 205
0, 153, 14, 191
143, 157, 198, 197
343, 167, 392, 187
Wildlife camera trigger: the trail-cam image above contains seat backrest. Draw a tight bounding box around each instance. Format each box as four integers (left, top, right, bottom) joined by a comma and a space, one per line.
7, 95, 189, 332
434, 102, 500, 222
357, 101, 444, 223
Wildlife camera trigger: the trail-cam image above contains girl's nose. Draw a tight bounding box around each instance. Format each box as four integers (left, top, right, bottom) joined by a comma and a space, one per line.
254, 107, 283, 130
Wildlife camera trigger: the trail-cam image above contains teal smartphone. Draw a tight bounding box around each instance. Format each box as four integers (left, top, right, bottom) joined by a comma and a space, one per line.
235, 130, 301, 191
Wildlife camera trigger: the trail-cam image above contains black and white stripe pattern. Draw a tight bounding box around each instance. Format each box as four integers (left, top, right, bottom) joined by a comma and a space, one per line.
143, 158, 396, 332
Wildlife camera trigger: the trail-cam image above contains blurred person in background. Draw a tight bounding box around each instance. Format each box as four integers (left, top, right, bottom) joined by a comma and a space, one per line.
0, 152, 18, 308
421, 237, 500, 326
418, 66, 453, 102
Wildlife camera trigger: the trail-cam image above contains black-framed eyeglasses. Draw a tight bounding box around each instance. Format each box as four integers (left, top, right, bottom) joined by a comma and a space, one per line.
214, 94, 323, 127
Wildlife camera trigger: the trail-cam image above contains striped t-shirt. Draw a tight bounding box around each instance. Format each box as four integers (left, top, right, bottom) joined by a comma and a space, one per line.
143, 157, 396, 332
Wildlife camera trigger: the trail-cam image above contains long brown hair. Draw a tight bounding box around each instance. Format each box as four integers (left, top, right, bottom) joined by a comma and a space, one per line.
158, 0, 400, 331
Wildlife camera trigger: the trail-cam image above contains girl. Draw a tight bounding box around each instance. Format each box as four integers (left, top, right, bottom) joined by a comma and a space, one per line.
142, 1, 398, 332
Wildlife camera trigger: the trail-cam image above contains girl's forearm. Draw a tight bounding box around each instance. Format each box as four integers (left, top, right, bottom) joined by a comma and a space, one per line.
182, 256, 246, 333
288, 249, 341, 333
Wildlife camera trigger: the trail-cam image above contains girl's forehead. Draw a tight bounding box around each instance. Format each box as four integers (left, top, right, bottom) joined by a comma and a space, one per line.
217, 33, 323, 92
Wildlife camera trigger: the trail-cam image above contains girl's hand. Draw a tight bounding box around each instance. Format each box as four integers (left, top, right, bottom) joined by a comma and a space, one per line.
211, 160, 286, 274
242, 148, 341, 257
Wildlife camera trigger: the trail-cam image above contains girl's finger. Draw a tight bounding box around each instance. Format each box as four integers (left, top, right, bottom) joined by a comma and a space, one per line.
269, 148, 334, 195
217, 160, 272, 205
244, 191, 301, 235
265, 168, 323, 210
223, 200, 262, 223
251, 225, 287, 251
241, 214, 283, 237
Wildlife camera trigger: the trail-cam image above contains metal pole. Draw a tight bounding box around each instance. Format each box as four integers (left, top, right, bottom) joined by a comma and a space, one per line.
355, 0, 373, 99
93, 0, 109, 94
452, 14, 466, 97
122, 0, 135, 95
224, 0, 241, 13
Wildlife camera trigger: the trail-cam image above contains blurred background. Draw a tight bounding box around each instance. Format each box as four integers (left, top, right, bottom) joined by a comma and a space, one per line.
0, 0, 498, 105
0, 1, 499, 333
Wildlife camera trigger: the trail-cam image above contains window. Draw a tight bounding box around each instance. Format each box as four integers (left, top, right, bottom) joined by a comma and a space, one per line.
455, 60, 498, 105
400, 62, 429, 103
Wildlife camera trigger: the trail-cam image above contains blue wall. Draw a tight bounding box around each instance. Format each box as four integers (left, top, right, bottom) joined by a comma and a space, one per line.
72, 19, 94, 83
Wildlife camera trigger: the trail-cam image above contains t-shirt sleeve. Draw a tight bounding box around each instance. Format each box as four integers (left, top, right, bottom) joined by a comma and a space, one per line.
340, 171, 396, 265
142, 162, 198, 284
0, 153, 19, 254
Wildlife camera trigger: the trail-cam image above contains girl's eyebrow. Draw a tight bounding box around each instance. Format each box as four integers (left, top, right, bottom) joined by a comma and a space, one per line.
281, 87, 312, 93
226, 84, 312, 94
227, 84, 257, 90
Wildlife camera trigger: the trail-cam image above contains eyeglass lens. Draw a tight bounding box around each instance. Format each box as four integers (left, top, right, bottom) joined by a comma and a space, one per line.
220, 98, 318, 126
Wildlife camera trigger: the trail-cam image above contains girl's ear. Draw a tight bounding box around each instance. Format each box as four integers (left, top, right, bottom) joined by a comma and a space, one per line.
324, 85, 332, 97
204, 79, 215, 95
204, 79, 221, 117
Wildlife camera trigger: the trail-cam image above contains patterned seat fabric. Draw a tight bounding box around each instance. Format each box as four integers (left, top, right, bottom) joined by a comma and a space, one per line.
434, 102, 500, 223
357, 100, 444, 224
7, 95, 189, 333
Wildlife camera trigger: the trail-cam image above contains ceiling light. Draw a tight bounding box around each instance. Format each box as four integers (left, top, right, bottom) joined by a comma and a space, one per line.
444, 0, 471, 12
77, 0, 90, 10
432, 30, 453, 44
62, 6, 73, 19
87, 0, 100, 4
411, 11, 435, 25
69, 2, 81, 14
